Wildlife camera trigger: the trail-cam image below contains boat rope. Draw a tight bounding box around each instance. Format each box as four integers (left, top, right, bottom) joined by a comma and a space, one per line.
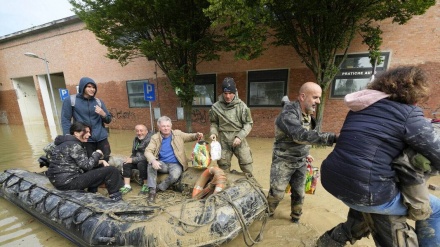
221, 176, 270, 247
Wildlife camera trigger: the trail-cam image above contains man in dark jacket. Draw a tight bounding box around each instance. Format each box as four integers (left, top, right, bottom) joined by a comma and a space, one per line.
120, 124, 153, 195
267, 82, 337, 223
61, 77, 112, 161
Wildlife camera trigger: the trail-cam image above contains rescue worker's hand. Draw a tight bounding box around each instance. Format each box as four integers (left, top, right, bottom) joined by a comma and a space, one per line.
306, 155, 314, 163
210, 134, 217, 141
232, 137, 241, 147
152, 160, 162, 170
94, 105, 107, 117
125, 157, 133, 163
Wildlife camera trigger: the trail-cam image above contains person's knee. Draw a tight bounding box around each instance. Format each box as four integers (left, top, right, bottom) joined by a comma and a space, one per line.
168, 170, 182, 182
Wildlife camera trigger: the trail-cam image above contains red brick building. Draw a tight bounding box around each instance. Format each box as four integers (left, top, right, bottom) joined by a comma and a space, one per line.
1, 2, 439, 137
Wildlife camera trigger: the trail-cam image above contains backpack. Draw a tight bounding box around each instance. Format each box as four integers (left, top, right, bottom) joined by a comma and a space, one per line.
38, 142, 56, 168
70, 94, 101, 107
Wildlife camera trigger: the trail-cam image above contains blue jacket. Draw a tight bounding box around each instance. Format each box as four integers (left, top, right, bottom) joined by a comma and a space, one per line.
321, 90, 440, 206
61, 77, 111, 142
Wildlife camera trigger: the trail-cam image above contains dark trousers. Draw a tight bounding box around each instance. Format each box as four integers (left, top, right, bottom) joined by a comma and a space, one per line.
122, 160, 148, 181
84, 138, 111, 162
57, 166, 123, 194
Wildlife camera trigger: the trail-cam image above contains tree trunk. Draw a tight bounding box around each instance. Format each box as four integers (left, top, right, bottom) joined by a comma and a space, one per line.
183, 102, 193, 133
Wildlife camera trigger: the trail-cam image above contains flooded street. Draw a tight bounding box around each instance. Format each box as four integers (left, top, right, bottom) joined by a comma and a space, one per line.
7, 123, 440, 246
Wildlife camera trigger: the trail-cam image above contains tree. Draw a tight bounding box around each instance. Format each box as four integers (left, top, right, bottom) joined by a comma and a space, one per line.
69, 0, 226, 132
206, 0, 435, 129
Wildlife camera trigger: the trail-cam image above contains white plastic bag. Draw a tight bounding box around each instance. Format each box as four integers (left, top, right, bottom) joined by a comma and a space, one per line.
210, 140, 221, 161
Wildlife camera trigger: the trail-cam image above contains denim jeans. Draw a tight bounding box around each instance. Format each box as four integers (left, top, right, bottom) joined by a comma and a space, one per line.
147, 161, 182, 191
344, 192, 440, 246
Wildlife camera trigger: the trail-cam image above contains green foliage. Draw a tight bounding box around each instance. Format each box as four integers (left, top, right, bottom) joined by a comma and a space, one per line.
206, 0, 435, 129
69, 0, 227, 131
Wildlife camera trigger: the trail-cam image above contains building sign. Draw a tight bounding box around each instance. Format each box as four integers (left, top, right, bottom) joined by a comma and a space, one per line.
331, 52, 390, 98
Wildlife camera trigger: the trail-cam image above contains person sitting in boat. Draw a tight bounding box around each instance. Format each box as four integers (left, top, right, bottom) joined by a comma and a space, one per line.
46, 121, 124, 201
120, 124, 153, 195
145, 116, 203, 203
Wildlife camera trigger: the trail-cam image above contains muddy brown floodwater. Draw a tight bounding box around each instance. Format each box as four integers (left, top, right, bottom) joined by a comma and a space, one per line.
2, 124, 440, 246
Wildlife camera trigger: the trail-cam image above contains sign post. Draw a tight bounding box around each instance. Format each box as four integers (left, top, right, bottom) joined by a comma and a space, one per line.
144, 82, 156, 132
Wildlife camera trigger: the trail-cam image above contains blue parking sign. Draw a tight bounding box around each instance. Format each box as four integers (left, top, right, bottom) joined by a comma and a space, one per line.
59, 89, 69, 101
143, 83, 155, 101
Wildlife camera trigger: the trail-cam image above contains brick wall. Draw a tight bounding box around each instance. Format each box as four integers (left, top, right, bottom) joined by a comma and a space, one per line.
1, 2, 439, 138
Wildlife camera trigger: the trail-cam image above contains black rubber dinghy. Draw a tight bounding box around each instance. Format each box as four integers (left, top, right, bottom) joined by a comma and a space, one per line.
0, 168, 269, 246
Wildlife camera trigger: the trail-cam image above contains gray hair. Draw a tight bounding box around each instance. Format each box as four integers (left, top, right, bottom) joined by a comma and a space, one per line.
157, 116, 172, 126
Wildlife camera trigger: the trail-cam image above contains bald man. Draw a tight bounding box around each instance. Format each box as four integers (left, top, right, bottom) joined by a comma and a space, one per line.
120, 124, 153, 195
267, 82, 338, 223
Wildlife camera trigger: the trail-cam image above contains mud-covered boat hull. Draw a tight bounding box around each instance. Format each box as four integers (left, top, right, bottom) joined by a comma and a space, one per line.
0, 168, 268, 246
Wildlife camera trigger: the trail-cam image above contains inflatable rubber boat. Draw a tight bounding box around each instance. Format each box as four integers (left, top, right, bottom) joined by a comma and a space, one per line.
0, 167, 269, 246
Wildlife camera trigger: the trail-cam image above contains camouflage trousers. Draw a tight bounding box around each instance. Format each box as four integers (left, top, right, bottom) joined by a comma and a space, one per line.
266, 151, 307, 221
316, 208, 418, 247
217, 133, 253, 174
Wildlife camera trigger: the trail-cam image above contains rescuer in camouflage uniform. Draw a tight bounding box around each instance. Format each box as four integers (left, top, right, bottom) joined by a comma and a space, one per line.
209, 77, 253, 174
267, 82, 337, 223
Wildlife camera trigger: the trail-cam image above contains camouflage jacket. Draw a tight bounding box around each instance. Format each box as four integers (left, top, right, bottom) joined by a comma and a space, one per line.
46, 135, 101, 187
130, 131, 153, 164
273, 100, 336, 162
209, 94, 253, 140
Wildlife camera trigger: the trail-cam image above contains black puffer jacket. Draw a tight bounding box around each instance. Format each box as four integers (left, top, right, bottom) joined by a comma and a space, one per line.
321, 90, 440, 206
130, 131, 153, 164
46, 135, 101, 187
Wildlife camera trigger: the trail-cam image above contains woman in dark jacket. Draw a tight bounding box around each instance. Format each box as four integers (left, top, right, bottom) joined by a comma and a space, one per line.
320, 66, 440, 246
46, 122, 123, 201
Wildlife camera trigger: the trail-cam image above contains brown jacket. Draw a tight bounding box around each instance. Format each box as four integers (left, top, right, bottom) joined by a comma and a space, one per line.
145, 130, 198, 171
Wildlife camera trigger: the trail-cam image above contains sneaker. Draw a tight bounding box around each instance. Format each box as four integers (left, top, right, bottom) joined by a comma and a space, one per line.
139, 184, 149, 195
119, 186, 132, 195
110, 191, 122, 202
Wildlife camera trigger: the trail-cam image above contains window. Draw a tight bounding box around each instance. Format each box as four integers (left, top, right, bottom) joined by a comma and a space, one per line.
331, 52, 390, 98
193, 74, 216, 106
248, 69, 288, 107
126, 80, 151, 108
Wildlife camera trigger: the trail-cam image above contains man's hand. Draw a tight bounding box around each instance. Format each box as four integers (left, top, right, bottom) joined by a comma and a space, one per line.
99, 160, 110, 167
232, 137, 241, 147
196, 132, 204, 140
94, 105, 106, 117
152, 160, 162, 170
306, 155, 314, 163
125, 157, 133, 163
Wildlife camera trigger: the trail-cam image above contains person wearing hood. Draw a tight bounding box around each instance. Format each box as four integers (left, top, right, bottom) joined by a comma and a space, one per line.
61, 77, 112, 162
46, 122, 124, 201
267, 82, 338, 223
317, 66, 440, 246
209, 77, 254, 174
